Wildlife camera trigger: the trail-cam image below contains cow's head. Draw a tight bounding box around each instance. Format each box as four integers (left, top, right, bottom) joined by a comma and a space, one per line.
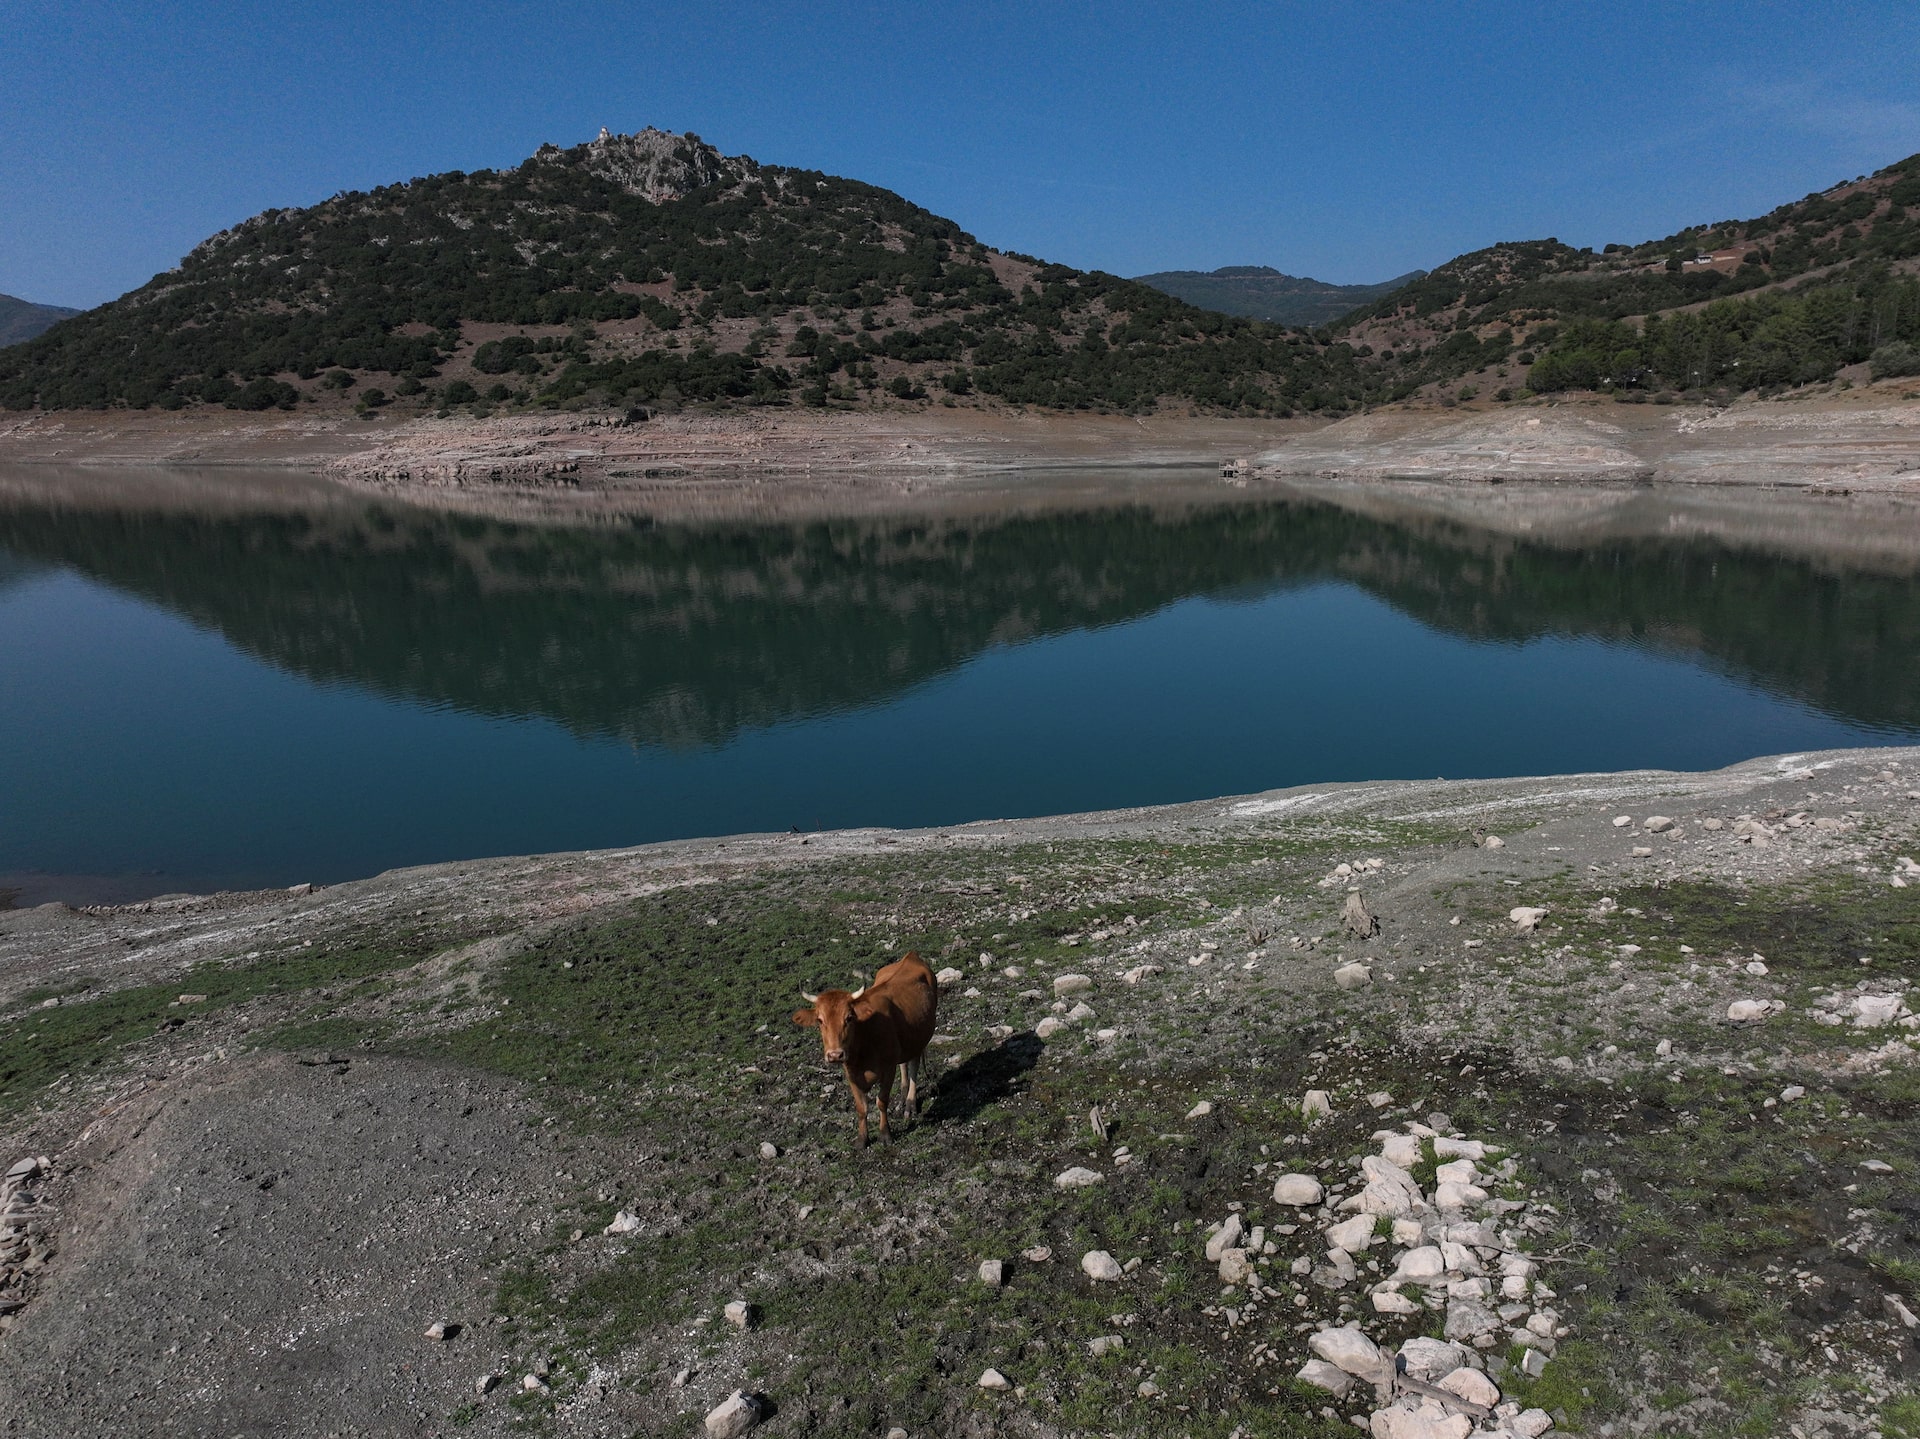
793, 986, 864, 1065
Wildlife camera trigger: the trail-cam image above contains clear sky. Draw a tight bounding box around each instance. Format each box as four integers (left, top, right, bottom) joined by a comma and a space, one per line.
5, 1, 1919, 310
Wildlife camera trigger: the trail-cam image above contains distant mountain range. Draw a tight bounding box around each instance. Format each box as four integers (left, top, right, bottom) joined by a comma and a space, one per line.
0, 294, 81, 348
2, 130, 1917, 415
1132, 265, 1425, 326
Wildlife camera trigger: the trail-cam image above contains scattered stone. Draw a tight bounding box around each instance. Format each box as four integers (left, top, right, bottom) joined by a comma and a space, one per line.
1702, 817, 1725, 831
1643, 816, 1675, 833
603, 1210, 642, 1236
522, 1374, 547, 1392
1371, 1397, 1472, 1439
724, 1300, 754, 1330
5, 1159, 40, 1181
1022, 1246, 1052, 1263
1087, 1334, 1125, 1357
1520, 1347, 1549, 1379
1035, 1017, 1067, 1039
935, 967, 965, 986
1274, 1173, 1325, 1206
1081, 1250, 1124, 1282
1780, 1085, 1806, 1102
1343, 891, 1380, 939
1308, 1325, 1391, 1384
1631, 845, 1653, 858
1726, 999, 1784, 1023
1065, 1000, 1096, 1022
1053, 973, 1093, 997
1185, 1100, 1213, 1119
475, 1374, 500, 1396
1054, 1166, 1104, 1189
1217, 1248, 1253, 1284
1862, 1159, 1894, 1174
1295, 1358, 1354, 1396
1206, 1213, 1245, 1261
1438, 1366, 1501, 1407
1887, 1294, 1920, 1328
1397, 1337, 1467, 1380
759, 1141, 779, 1160
1612, 815, 1632, 828
1302, 1090, 1333, 1121
1514, 1407, 1553, 1436
287, 882, 314, 896
977, 1368, 1011, 1391
1508, 906, 1548, 935
704, 1390, 765, 1438
1326, 1214, 1377, 1253
1334, 962, 1374, 990
978, 1258, 1004, 1286
424, 1321, 449, 1341
1481, 835, 1505, 849
1396, 1246, 1447, 1283
1137, 1380, 1161, 1398
1371, 1288, 1419, 1315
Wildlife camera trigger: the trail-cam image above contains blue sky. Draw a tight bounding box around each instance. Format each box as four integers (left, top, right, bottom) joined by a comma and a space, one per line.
5, 1, 1919, 309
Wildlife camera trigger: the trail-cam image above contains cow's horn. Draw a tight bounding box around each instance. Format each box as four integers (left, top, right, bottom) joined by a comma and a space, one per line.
800, 990, 819, 1004
851, 986, 865, 998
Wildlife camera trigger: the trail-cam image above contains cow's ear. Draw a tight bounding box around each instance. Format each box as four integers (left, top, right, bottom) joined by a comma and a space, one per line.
792, 1008, 820, 1028
900, 950, 920, 964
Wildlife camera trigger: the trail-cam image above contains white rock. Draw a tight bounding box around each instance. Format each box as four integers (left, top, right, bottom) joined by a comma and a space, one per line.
1438, 1366, 1501, 1408
1035, 1016, 1067, 1039
424, 1321, 448, 1341
1655, 1038, 1672, 1057
1334, 962, 1373, 990
1744, 959, 1768, 976
759, 1141, 779, 1160
1295, 1357, 1354, 1396
1514, 1405, 1553, 1435
1371, 1399, 1472, 1439
1308, 1324, 1391, 1383
1273, 1173, 1325, 1206
603, 1210, 642, 1236
1205, 1213, 1245, 1261
1087, 1333, 1124, 1356
1081, 1249, 1124, 1282
1358, 1154, 1424, 1216
936, 967, 965, 986
1643, 816, 1675, 833
1326, 1214, 1377, 1252
1185, 1100, 1213, 1120
1612, 815, 1632, 827
1444, 1299, 1500, 1340
1380, 1134, 1423, 1168
1508, 907, 1548, 934
1053, 973, 1093, 997
1054, 1167, 1104, 1189
1301, 1089, 1333, 1121
1435, 1159, 1477, 1186
1432, 1137, 1486, 1161
977, 1368, 1011, 1391
1520, 1347, 1549, 1378
1121, 964, 1161, 984
1434, 1181, 1488, 1210
1372, 1287, 1419, 1315
1481, 835, 1505, 850
1781, 1085, 1807, 1102
1395, 1246, 1447, 1283
1217, 1247, 1252, 1284
724, 1300, 753, 1329
1850, 993, 1906, 1028
1727, 998, 1783, 1023
706, 1390, 764, 1437
1391, 1217, 1425, 1247
1398, 1336, 1468, 1379
1066, 1000, 1096, 1022
978, 1258, 1003, 1286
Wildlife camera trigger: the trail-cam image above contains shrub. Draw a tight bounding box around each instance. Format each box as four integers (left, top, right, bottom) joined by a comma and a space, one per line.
1870, 343, 1920, 379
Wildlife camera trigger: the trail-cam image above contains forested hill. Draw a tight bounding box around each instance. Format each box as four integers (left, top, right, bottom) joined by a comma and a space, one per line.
1336, 152, 1920, 401
4, 132, 1919, 418
0, 129, 1368, 417
1133, 265, 1423, 326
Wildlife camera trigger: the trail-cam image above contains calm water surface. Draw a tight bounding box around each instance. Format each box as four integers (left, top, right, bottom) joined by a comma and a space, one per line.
3, 469, 1917, 903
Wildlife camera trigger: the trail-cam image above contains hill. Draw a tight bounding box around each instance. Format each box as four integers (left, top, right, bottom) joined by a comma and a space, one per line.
1336, 154, 1920, 402
0, 129, 1362, 418
4, 133, 1919, 419
0, 293, 81, 348
1133, 264, 1423, 326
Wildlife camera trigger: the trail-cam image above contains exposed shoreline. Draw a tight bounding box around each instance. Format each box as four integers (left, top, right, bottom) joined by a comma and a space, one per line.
4, 389, 1920, 513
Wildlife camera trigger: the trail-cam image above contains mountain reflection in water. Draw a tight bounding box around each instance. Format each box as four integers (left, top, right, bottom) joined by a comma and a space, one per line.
1, 470, 1916, 902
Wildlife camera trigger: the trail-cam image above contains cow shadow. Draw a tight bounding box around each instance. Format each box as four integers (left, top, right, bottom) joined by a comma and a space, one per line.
920, 1031, 1044, 1129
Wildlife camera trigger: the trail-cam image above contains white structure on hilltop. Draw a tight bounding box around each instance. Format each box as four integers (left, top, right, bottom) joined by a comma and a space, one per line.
597, 127, 611, 142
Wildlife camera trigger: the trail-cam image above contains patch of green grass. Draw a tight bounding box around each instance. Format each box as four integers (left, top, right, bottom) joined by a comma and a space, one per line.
0, 927, 441, 1103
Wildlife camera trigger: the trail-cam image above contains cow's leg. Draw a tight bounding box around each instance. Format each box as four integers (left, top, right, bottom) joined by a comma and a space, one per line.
903, 1058, 919, 1117
875, 1070, 894, 1143
847, 1078, 870, 1149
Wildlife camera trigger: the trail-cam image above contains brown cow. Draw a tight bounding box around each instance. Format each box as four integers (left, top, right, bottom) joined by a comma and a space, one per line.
792, 952, 937, 1147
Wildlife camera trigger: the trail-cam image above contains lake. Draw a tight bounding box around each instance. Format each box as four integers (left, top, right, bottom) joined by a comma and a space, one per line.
3, 466, 1917, 905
